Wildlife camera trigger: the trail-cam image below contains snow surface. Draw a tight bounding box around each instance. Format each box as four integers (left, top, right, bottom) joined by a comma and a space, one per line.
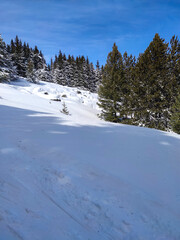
0, 78, 180, 240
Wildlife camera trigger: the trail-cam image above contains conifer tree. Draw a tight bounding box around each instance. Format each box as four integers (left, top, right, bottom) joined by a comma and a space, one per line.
134, 33, 169, 129
35, 64, 52, 82
61, 102, 69, 115
0, 34, 16, 81
95, 60, 102, 91
170, 94, 180, 134
122, 52, 136, 122
96, 60, 100, 70
168, 35, 180, 103
13, 36, 26, 77
26, 59, 36, 83
98, 43, 124, 122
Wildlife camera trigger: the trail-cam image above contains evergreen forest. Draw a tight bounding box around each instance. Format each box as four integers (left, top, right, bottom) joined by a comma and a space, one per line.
98, 34, 180, 132
0, 33, 179, 132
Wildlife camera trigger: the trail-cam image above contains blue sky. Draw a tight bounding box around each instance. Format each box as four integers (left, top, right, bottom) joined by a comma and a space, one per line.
0, 0, 179, 66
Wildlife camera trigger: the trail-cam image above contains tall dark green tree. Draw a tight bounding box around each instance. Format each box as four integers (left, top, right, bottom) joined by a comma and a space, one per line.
134, 33, 169, 129
26, 59, 36, 83
13, 36, 26, 77
168, 35, 180, 103
122, 52, 136, 122
98, 43, 124, 122
170, 94, 180, 134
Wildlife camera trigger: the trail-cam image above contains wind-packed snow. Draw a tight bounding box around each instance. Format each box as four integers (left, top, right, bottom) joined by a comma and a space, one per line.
0, 79, 180, 240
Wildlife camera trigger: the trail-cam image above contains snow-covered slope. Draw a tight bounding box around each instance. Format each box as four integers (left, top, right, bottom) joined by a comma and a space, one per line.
0, 79, 180, 240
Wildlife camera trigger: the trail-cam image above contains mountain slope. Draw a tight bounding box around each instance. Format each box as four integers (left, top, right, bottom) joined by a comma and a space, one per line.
0, 79, 180, 240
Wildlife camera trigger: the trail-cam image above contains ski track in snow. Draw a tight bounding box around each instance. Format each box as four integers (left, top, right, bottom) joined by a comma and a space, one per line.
0, 78, 180, 240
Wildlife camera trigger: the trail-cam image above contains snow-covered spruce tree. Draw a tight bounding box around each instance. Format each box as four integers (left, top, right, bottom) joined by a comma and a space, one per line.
0, 34, 16, 82
95, 60, 102, 89
170, 94, 180, 134
67, 55, 77, 87
33, 46, 42, 70
88, 62, 97, 92
36, 64, 52, 82
26, 59, 37, 83
8, 38, 30, 78
73, 58, 81, 87
11, 36, 26, 77
77, 56, 89, 90
53, 53, 67, 85
60, 54, 68, 86
32, 47, 50, 82
62, 55, 72, 86
34, 50, 51, 82
98, 43, 125, 122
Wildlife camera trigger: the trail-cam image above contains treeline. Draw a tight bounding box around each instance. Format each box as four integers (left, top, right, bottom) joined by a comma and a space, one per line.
8, 36, 51, 82
52, 52, 102, 92
1, 33, 180, 132
98, 34, 180, 132
0, 35, 102, 92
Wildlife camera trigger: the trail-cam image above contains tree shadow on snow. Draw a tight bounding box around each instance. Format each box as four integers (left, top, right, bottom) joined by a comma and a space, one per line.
0, 104, 179, 172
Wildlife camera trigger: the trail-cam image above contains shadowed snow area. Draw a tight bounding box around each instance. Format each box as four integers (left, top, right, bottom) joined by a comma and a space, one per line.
0, 79, 180, 240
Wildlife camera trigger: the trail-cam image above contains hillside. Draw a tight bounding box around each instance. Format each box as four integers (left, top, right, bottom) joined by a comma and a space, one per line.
0, 79, 180, 240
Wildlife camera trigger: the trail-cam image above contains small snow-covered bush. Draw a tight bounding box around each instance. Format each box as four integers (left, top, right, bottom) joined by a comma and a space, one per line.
61, 102, 69, 115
